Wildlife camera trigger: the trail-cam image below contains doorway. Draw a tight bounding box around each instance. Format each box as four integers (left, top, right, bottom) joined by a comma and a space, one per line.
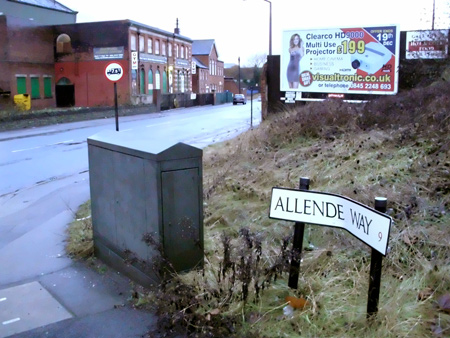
55, 77, 75, 107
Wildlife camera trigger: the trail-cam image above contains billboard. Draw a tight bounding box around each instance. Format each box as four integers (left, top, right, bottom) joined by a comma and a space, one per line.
406, 30, 449, 59
281, 25, 399, 95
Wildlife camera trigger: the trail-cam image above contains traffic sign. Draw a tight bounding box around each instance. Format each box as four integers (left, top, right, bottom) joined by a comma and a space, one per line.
270, 188, 392, 255
104, 62, 124, 82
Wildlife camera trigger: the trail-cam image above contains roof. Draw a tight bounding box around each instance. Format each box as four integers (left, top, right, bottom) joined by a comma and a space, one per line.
192, 57, 207, 69
9, 0, 77, 13
192, 39, 218, 57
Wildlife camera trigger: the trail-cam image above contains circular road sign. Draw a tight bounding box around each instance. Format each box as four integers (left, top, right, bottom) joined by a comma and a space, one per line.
104, 62, 124, 82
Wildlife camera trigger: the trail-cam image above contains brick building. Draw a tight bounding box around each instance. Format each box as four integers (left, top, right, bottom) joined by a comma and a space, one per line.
191, 40, 224, 93
0, 1, 228, 110
53, 20, 193, 107
0, 0, 77, 109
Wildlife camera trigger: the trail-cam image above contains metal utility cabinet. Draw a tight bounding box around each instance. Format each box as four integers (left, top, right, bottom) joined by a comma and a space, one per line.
87, 130, 203, 286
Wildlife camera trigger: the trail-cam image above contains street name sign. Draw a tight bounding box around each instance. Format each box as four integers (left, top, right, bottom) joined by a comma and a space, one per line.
269, 187, 392, 255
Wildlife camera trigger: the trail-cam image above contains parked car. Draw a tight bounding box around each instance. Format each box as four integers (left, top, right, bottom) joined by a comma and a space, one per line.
233, 94, 247, 105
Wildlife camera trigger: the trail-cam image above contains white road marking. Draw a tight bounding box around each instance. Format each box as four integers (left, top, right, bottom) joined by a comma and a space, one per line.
12, 146, 41, 153
12, 140, 74, 153
2, 318, 21, 325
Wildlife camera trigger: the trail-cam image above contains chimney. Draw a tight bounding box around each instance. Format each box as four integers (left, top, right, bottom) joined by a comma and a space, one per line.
174, 18, 180, 35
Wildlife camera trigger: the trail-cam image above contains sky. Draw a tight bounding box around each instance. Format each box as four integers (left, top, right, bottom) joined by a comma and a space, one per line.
60, 0, 450, 66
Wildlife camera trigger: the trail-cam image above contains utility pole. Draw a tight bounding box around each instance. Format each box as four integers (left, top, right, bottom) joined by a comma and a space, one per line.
264, 0, 272, 55
238, 57, 241, 94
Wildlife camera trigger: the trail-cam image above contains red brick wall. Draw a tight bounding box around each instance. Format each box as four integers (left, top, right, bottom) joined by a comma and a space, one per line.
2, 16, 56, 109
55, 59, 130, 107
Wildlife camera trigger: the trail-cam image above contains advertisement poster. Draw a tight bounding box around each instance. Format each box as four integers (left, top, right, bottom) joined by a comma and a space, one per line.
281, 25, 399, 95
406, 30, 449, 59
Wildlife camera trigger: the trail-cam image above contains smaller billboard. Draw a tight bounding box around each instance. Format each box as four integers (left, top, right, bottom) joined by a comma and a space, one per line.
280, 25, 399, 95
406, 30, 449, 59
94, 47, 124, 60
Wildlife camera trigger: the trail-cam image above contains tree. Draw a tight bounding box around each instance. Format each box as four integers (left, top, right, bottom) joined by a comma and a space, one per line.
247, 53, 267, 68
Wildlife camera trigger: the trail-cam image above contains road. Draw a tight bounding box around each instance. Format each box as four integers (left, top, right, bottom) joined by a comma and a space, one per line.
0, 101, 261, 337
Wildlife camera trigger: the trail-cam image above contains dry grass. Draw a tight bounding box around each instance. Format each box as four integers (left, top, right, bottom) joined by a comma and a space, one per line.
67, 78, 450, 337
66, 200, 93, 259
181, 80, 450, 337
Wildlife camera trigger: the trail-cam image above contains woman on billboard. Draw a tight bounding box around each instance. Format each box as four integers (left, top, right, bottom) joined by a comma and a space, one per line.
286, 34, 305, 89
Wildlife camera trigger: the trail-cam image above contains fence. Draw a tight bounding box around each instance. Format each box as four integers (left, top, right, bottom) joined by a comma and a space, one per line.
160, 91, 233, 111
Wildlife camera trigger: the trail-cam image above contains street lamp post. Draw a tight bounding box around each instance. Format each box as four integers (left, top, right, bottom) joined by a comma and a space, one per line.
244, 0, 272, 55
264, 0, 272, 55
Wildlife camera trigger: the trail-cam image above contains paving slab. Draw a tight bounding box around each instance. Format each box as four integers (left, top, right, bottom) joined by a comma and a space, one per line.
8, 306, 157, 338
0, 211, 73, 286
0, 281, 72, 338
37, 262, 129, 317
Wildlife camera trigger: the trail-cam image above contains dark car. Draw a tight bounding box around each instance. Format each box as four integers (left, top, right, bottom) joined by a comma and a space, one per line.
233, 94, 247, 105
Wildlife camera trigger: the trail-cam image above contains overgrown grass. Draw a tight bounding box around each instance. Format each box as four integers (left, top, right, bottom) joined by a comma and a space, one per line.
67, 79, 450, 337
66, 200, 93, 259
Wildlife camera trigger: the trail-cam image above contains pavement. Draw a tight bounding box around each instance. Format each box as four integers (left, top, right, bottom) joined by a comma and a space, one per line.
0, 116, 162, 338
0, 185, 159, 338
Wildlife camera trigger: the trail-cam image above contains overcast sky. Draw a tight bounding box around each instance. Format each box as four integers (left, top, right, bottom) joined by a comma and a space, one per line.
60, 0, 449, 66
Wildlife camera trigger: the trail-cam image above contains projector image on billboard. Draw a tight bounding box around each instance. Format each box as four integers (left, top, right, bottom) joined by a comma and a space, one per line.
351, 42, 392, 74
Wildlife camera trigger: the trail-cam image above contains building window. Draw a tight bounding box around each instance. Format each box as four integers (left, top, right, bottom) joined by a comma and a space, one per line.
162, 71, 167, 93
177, 71, 184, 93
30, 77, 40, 99
56, 34, 72, 53
131, 69, 137, 95
139, 35, 145, 52
147, 38, 153, 53
162, 41, 166, 56
131, 35, 137, 51
168, 42, 172, 57
155, 70, 161, 90
139, 68, 145, 94
16, 76, 26, 94
181, 46, 185, 59
148, 69, 153, 95
155, 40, 160, 55
44, 77, 52, 98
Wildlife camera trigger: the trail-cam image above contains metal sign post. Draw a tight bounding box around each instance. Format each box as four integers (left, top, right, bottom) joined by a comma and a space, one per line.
367, 197, 387, 319
104, 62, 124, 131
288, 177, 310, 289
114, 83, 119, 131
250, 87, 253, 129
